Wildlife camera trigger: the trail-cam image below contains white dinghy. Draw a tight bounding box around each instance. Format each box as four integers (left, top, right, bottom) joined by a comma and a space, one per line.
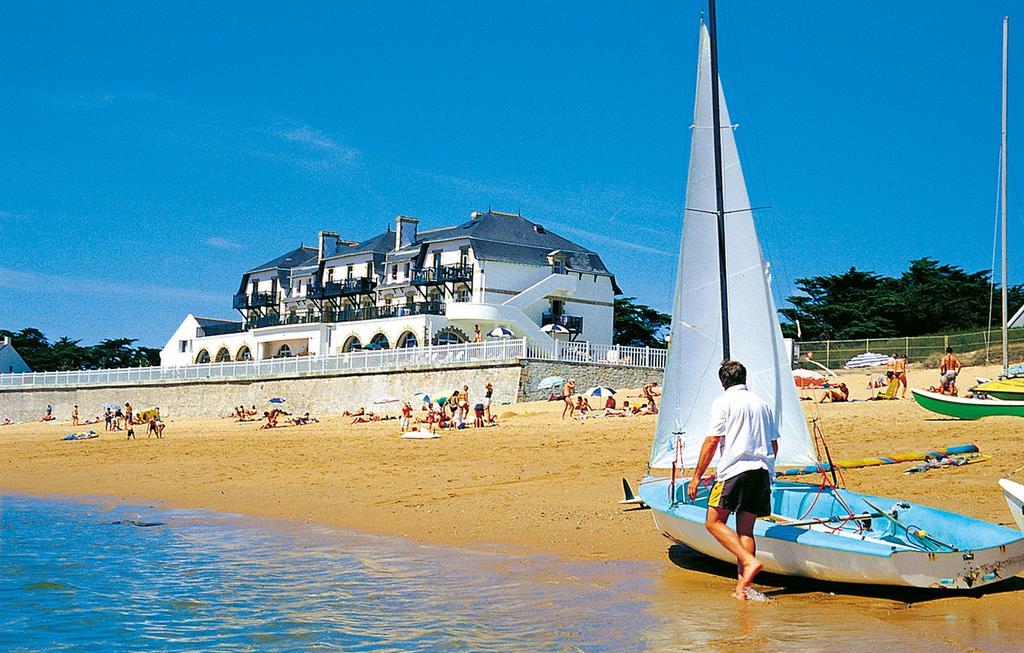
638, 5, 1024, 589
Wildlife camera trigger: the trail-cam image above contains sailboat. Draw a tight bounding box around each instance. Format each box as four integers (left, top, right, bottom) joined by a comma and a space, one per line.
638, 5, 1024, 588
913, 16, 1024, 419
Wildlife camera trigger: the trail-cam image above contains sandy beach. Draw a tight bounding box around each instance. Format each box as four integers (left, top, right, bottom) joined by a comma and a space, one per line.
3, 362, 1023, 562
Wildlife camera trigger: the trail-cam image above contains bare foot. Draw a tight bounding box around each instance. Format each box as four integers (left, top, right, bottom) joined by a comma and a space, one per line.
739, 558, 763, 590
731, 590, 748, 601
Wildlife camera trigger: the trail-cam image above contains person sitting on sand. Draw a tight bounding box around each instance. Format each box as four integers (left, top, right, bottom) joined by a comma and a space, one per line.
819, 382, 849, 403
867, 374, 887, 390
562, 379, 577, 419
352, 413, 381, 424
259, 410, 281, 430
291, 412, 317, 426
343, 407, 366, 417
41, 404, 54, 422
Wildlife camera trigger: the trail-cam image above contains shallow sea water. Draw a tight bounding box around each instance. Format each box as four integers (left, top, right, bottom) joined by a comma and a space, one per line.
2, 493, 1022, 652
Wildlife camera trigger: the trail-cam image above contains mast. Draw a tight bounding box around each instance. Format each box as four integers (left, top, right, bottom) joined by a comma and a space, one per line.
1002, 16, 1009, 375
707, 0, 730, 359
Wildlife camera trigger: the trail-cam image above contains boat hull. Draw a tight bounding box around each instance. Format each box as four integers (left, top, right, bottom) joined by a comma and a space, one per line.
973, 378, 1024, 401
640, 477, 1024, 589
1000, 478, 1024, 531
910, 388, 1024, 419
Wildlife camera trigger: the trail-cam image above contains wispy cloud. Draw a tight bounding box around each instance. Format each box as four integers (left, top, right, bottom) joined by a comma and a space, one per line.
542, 220, 675, 257
206, 236, 245, 251
279, 126, 357, 158
0, 268, 223, 304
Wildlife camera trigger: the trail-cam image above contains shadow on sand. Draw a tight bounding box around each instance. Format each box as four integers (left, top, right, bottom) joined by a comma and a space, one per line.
667, 543, 1024, 604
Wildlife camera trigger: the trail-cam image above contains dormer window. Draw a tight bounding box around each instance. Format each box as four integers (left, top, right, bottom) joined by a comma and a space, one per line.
553, 260, 566, 274
391, 265, 398, 281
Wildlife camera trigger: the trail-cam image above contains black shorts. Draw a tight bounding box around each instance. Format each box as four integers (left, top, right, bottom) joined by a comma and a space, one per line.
708, 468, 772, 517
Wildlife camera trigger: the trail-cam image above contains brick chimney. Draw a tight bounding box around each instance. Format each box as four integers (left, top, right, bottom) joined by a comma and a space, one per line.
395, 216, 419, 250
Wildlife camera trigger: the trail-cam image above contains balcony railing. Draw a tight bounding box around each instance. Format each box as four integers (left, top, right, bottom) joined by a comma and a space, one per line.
238, 302, 447, 331
542, 313, 584, 333
196, 322, 246, 338
411, 264, 473, 285
232, 291, 279, 310
307, 277, 375, 300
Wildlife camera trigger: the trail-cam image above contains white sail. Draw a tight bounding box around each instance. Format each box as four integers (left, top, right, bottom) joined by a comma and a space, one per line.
649, 23, 817, 470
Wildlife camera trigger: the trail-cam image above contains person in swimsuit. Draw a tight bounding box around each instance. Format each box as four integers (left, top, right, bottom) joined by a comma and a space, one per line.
71, 405, 79, 426
562, 379, 577, 419
483, 382, 494, 423
894, 354, 908, 398
939, 347, 962, 395
819, 382, 849, 403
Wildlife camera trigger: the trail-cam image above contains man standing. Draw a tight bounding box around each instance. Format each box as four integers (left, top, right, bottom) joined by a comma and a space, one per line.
687, 360, 779, 600
71, 404, 79, 426
940, 347, 962, 396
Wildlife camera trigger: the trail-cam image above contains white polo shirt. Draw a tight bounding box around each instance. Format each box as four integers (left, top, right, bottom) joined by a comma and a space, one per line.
708, 384, 780, 481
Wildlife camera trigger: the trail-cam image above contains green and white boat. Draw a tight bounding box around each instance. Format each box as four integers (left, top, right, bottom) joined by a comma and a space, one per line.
911, 388, 1024, 420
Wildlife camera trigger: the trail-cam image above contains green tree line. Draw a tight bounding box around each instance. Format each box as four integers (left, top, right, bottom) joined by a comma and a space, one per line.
779, 257, 1024, 340
0, 328, 160, 372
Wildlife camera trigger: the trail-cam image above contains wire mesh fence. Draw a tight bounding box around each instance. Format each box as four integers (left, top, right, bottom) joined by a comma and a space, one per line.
798, 328, 1024, 369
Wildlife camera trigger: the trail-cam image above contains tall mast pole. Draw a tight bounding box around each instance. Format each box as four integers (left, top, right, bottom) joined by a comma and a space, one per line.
708, 0, 730, 360
1002, 16, 1009, 375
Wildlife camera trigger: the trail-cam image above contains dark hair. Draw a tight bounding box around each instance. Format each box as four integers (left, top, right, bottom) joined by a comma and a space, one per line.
946, 347, 954, 354
718, 360, 747, 388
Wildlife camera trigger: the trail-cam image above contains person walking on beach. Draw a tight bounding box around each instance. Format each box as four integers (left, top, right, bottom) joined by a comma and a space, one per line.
400, 402, 412, 432
687, 360, 779, 601
894, 354, 908, 398
483, 382, 494, 423
940, 347, 962, 396
562, 379, 577, 419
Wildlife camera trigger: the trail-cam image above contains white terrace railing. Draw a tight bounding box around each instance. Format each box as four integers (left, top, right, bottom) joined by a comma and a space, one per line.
0, 338, 669, 389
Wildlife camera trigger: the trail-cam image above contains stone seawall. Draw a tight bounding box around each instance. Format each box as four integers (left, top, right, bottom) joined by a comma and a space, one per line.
0, 361, 523, 423
518, 360, 664, 402
0, 359, 665, 423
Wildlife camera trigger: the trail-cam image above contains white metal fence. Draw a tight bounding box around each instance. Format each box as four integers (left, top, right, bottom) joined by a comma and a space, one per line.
0, 338, 668, 389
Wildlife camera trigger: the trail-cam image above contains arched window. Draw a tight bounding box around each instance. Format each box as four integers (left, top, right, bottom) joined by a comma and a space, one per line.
236, 345, 252, 361
369, 333, 390, 349
342, 336, 362, 352
277, 344, 292, 358
433, 329, 465, 346
215, 347, 231, 363
195, 349, 211, 364
397, 331, 418, 348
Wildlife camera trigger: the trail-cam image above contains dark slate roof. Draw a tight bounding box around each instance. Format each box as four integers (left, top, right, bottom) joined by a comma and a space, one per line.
245, 246, 319, 274
333, 230, 395, 256
317, 210, 615, 283
428, 211, 612, 276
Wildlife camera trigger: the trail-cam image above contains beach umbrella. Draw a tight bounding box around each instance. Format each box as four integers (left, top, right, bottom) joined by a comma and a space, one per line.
102, 402, 122, 411
792, 369, 827, 388
373, 395, 400, 405
412, 392, 431, 404
540, 323, 570, 334
268, 397, 287, 404
487, 326, 514, 338
585, 386, 616, 397
536, 376, 565, 390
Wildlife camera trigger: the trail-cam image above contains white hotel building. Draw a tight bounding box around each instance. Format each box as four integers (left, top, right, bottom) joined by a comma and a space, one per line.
160, 210, 619, 366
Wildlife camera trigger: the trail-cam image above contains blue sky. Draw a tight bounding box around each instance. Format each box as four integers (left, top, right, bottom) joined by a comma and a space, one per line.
1, 1, 1020, 347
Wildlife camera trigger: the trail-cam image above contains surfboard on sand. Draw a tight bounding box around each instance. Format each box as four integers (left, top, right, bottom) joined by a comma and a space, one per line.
402, 432, 440, 439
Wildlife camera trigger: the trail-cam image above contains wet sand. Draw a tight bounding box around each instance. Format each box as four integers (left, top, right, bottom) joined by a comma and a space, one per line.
3, 361, 1024, 649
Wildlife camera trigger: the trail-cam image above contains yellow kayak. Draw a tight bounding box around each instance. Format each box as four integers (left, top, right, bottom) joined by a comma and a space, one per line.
973, 377, 1024, 400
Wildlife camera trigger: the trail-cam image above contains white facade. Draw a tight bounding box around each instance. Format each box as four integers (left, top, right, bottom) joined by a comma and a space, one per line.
0, 337, 31, 374
160, 210, 618, 367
